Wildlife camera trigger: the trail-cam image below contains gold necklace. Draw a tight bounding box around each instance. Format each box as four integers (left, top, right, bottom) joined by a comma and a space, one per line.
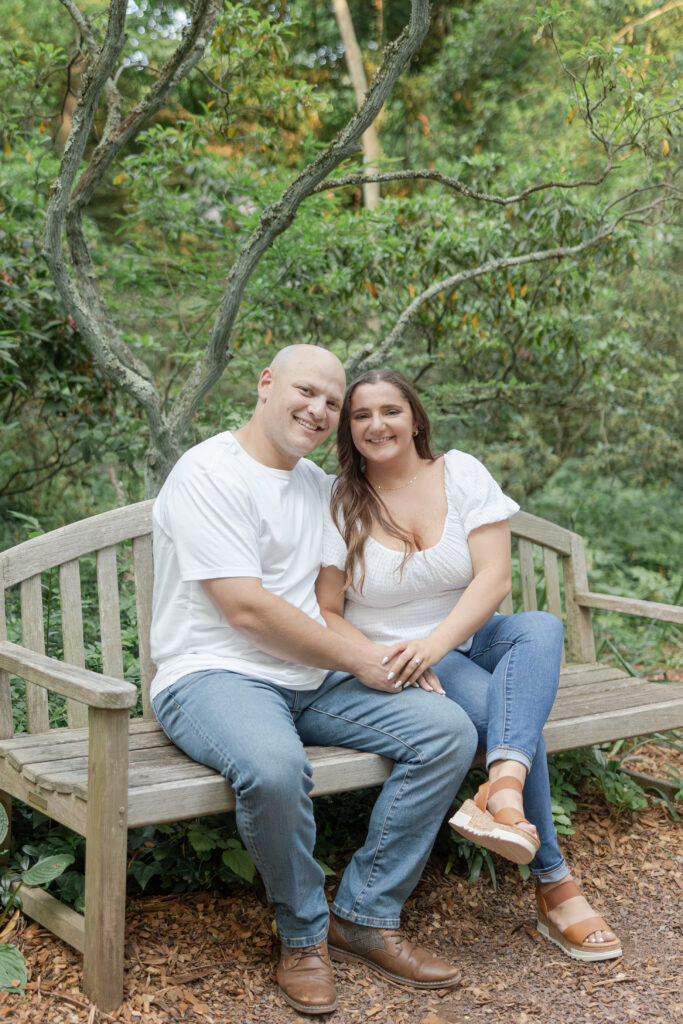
371, 469, 421, 493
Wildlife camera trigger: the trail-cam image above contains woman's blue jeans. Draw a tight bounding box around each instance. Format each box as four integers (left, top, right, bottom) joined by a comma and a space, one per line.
153, 669, 478, 946
433, 610, 569, 882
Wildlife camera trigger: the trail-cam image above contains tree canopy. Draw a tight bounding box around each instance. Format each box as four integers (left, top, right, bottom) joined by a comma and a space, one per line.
1, 0, 680, 525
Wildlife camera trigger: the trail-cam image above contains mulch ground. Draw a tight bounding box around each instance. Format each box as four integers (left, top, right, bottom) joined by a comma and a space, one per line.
2, 760, 681, 1024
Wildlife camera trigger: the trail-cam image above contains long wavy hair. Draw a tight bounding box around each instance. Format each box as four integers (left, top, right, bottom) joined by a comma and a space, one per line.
331, 369, 437, 592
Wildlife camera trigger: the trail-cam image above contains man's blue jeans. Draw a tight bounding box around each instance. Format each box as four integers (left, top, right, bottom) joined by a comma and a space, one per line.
153, 670, 478, 946
433, 610, 569, 882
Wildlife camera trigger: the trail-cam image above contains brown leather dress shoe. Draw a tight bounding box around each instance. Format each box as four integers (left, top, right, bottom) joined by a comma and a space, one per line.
276, 940, 338, 1014
327, 913, 460, 989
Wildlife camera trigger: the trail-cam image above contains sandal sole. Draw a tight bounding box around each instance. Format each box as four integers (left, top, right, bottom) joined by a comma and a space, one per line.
449, 801, 540, 865
536, 918, 622, 962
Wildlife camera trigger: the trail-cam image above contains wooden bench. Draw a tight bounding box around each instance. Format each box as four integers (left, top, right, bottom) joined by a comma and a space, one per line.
1, 501, 681, 1010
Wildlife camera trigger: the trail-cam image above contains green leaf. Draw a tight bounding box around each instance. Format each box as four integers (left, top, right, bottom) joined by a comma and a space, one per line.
0, 804, 7, 846
314, 857, 336, 878
22, 854, 74, 887
221, 846, 256, 884
0, 943, 28, 994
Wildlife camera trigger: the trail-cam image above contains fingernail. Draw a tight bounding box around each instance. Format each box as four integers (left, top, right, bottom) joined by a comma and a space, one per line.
393, 679, 402, 689
381, 656, 389, 665
387, 671, 395, 681
424, 685, 433, 691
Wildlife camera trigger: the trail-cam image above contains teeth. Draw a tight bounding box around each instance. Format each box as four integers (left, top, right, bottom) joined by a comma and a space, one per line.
295, 417, 319, 430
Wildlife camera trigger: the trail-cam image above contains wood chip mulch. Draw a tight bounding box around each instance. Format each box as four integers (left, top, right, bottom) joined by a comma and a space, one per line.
2, 781, 681, 1024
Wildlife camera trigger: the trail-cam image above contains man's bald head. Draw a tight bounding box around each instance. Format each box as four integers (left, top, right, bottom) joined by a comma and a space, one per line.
234, 345, 346, 469
269, 344, 345, 383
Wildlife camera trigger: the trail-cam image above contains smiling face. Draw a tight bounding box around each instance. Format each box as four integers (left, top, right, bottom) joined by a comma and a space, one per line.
256, 346, 346, 468
349, 380, 419, 468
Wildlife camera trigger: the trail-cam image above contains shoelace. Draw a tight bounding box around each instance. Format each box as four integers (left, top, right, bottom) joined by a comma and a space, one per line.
291, 943, 328, 964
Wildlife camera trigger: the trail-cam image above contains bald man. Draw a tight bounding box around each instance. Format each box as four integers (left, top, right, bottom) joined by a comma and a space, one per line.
150, 346, 477, 1014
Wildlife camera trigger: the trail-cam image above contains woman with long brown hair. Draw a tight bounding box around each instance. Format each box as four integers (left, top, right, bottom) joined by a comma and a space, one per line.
316, 368, 621, 962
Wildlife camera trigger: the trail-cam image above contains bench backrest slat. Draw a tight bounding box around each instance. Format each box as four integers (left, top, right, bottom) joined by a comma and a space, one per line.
133, 534, 155, 719
20, 575, 50, 733
0, 595, 12, 739
562, 533, 597, 663
542, 548, 563, 621
517, 538, 538, 612
97, 546, 124, 681
59, 559, 89, 728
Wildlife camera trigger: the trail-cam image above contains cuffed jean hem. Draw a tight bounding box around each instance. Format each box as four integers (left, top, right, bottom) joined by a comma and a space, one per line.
530, 860, 569, 884
485, 745, 533, 773
331, 902, 401, 930
280, 924, 330, 949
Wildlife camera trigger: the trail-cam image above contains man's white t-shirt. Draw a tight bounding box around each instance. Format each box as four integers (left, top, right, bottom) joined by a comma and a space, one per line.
150, 432, 329, 699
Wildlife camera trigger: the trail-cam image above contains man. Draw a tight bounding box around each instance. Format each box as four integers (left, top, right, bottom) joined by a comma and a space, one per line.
150, 345, 477, 1014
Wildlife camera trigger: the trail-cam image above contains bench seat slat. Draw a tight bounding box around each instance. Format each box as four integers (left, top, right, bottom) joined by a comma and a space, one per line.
3, 669, 682, 825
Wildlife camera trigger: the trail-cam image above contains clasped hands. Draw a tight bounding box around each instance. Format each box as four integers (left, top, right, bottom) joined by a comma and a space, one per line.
357, 638, 447, 694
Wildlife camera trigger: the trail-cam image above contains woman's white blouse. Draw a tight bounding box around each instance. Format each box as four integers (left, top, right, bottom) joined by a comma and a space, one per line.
322, 449, 519, 650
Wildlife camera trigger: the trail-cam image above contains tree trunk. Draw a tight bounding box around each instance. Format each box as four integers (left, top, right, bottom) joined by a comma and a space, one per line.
332, 0, 381, 210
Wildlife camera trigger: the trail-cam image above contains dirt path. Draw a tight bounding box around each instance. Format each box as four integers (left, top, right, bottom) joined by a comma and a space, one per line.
2, 788, 681, 1024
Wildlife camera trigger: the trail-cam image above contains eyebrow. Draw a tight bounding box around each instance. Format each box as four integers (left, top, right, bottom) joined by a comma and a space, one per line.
351, 402, 405, 413
294, 380, 343, 402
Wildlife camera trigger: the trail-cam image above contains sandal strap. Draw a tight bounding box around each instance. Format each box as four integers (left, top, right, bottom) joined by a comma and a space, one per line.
474, 776, 524, 812
487, 775, 524, 798
474, 781, 490, 812
540, 878, 581, 911
563, 916, 612, 946
492, 807, 534, 828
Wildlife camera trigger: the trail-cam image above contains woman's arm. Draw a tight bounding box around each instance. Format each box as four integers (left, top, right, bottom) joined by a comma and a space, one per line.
391, 520, 513, 686
315, 564, 446, 694
315, 565, 373, 645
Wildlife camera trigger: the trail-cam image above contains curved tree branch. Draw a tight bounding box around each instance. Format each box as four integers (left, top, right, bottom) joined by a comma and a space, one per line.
167, 0, 434, 443
313, 161, 615, 204
348, 225, 618, 375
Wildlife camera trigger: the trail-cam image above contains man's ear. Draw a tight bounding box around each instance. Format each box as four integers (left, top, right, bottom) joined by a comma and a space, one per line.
257, 366, 273, 402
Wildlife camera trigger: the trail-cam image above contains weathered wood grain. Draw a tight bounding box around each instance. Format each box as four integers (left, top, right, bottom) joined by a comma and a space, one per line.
518, 538, 538, 612
59, 560, 89, 729
83, 707, 129, 1011
563, 533, 597, 663
0, 501, 154, 588
0, 642, 137, 709
20, 575, 49, 734
575, 591, 683, 624
97, 546, 124, 681
133, 534, 155, 718
509, 510, 573, 556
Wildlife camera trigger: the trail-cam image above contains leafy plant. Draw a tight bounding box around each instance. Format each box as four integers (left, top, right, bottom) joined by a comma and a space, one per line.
0, 803, 73, 995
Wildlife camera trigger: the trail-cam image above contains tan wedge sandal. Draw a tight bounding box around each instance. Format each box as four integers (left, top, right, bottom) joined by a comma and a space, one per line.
535, 878, 622, 961
448, 776, 540, 865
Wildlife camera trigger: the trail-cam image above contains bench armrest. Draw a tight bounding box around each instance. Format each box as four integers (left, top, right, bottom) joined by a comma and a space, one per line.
574, 592, 683, 625
0, 641, 138, 709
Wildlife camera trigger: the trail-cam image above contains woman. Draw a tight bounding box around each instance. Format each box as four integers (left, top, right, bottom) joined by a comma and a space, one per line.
316, 368, 621, 962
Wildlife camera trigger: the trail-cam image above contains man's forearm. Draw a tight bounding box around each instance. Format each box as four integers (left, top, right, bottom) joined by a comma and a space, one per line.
203, 577, 372, 680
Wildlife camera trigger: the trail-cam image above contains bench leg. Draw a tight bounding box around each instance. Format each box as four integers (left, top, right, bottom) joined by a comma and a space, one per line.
83, 708, 129, 1011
